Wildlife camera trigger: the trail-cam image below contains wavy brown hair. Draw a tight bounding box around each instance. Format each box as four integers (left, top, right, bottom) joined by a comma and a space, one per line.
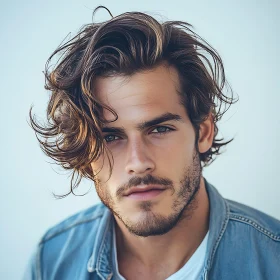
30, 7, 237, 196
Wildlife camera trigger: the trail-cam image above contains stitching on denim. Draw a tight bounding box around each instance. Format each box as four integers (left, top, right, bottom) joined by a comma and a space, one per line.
207, 199, 230, 270
96, 215, 112, 275
41, 213, 103, 243
87, 256, 95, 273
203, 268, 208, 280
96, 269, 107, 280
36, 243, 43, 280
230, 215, 280, 241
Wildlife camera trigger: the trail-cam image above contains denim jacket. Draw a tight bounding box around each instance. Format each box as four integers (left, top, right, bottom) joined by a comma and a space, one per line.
24, 180, 280, 280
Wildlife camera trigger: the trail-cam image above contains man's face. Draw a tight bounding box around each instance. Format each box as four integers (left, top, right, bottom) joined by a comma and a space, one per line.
91, 65, 202, 237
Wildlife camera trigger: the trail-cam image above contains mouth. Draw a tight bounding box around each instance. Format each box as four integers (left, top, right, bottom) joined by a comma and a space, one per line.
124, 185, 167, 200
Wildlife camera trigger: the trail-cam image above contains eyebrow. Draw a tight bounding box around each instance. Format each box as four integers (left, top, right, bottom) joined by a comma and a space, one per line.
101, 113, 183, 134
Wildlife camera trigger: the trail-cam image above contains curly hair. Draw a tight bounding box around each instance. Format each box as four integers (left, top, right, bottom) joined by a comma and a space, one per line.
30, 7, 236, 196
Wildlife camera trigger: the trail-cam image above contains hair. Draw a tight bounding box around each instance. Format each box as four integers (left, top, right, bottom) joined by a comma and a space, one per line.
30, 7, 237, 197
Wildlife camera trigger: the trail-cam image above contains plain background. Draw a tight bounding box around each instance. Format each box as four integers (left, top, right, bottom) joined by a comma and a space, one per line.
0, 0, 279, 279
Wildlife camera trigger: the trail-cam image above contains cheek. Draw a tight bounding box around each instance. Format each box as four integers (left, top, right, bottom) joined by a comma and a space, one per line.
158, 139, 195, 177
156, 134, 194, 159
91, 158, 120, 197
91, 152, 112, 181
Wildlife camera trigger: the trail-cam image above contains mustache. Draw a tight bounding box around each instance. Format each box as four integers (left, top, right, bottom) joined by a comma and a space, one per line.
116, 174, 173, 198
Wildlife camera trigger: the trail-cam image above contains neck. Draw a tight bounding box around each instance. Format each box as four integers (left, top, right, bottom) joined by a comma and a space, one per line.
114, 177, 209, 278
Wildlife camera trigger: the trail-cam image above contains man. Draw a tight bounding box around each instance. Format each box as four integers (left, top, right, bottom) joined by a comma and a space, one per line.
26, 8, 280, 280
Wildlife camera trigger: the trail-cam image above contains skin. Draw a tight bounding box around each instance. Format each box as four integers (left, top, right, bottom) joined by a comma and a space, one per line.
91, 64, 214, 279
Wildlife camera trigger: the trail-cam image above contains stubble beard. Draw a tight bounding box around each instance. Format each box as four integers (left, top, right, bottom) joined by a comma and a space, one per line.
94, 150, 202, 237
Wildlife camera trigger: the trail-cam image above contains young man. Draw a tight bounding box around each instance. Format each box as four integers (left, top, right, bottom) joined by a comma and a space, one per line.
26, 9, 280, 280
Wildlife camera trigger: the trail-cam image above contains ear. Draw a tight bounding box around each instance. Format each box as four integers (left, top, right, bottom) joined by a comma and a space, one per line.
198, 114, 215, 153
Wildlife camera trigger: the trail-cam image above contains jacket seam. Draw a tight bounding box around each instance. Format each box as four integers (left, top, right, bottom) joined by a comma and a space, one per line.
41, 213, 103, 243
96, 215, 112, 275
36, 243, 43, 280
96, 269, 107, 280
207, 199, 230, 270
229, 215, 280, 241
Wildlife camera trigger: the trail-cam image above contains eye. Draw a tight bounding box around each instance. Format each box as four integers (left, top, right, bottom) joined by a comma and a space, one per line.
104, 135, 120, 143
151, 126, 173, 134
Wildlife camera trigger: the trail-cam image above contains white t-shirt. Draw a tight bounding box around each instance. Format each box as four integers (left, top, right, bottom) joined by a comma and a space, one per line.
111, 224, 208, 280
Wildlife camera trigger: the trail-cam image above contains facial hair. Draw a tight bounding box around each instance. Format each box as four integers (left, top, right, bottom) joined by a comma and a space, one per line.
94, 149, 202, 237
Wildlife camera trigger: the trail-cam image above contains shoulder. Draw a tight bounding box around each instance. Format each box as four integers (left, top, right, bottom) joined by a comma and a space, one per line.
27, 203, 109, 279
226, 199, 280, 242
40, 202, 107, 244
209, 198, 280, 278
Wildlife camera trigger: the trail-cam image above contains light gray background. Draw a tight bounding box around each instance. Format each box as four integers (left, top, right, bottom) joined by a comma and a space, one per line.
0, 0, 279, 279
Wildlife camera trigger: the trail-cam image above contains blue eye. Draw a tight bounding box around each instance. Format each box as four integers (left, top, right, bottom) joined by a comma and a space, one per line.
104, 135, 120, 143
151, 126, 172, 134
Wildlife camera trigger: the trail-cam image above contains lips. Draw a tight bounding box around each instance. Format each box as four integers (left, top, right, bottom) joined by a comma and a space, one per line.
127, 189, 165, 200
124, 185, 167, 196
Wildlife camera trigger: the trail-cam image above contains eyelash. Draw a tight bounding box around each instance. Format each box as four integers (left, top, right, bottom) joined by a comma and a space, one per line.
104, 126, 174, 143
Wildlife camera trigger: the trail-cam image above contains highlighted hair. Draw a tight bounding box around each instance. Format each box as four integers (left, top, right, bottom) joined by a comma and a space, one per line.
30, 8, 236, 196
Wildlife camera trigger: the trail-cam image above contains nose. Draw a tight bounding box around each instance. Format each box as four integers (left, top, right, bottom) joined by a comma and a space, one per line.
125, 137, 155, 175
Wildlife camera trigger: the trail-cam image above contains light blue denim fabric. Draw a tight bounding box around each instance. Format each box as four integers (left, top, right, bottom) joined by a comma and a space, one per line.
24, 180, 280, 280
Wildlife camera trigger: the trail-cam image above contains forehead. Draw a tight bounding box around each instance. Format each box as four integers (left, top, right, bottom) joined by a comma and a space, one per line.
95, 65, 185, 123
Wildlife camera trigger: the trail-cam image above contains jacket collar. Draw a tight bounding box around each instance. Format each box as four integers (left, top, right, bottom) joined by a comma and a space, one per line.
87, 179, 230, 278
203, 179, 230, 275
87, 206, 113, 278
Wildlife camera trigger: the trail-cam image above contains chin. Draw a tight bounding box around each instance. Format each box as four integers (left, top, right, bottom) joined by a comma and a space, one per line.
117, 208, 184, 237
